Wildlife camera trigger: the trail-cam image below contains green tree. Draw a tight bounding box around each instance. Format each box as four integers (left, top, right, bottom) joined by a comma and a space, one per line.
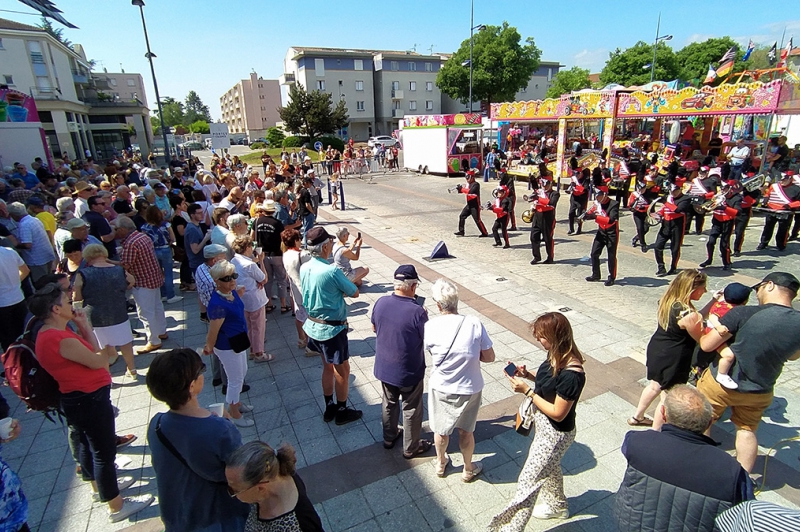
160, 97, 185, 128
546, 66, 591, 98
266, 126, 285, 147
184, 91, 212, 124
675, 37, 749, 85
600, 41, 680, 86
188, 120, 210, 134
743, 44, 774, 71
150, 115, 161, 135
278, 84, 349, 140
37, 16, 72, 49
437, 22, 541, 107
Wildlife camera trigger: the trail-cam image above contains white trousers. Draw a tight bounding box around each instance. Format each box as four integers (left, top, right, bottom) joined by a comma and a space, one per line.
131, 286, 166, 344
214, 348, 248, 404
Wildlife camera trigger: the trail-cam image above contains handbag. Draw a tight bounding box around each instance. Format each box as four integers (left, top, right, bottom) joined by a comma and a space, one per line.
171, 244, 186, 262
515, 396, 536, 437
228, 331, 251, 353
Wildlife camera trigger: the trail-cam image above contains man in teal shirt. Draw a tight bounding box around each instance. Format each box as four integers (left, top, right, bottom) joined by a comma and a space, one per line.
300, 226, 362, 425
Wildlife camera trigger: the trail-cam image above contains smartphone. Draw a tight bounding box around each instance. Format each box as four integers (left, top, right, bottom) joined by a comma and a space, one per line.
415, 296, 426, 307
504, 362, 518, 377
357, 232, 362, 239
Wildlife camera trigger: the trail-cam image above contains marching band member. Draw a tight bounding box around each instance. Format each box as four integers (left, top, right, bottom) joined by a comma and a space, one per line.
654, 183, 693, 277
791, 171, 800, 241
499, 167, 518, 231
568, 168, 591, 235
489, 185, 512, 248
454, 170, 489, 237
628, 181, 652, 253
583, 186, 620, 286
733, 172, 761, 257
612, 150, 632, 207
529, 176, 560, 265
700, 181, 741, 271
685, 166, 720, 235
757, 171, 800, 251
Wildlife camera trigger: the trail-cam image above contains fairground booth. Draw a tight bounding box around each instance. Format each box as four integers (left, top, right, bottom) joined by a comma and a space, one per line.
398, 113, 485, 175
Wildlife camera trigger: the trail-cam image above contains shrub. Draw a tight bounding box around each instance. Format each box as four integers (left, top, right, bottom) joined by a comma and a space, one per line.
266, 127, 285, 147
282, 136, 304, 148
313, 136, 344, 152
249, 141, 267, 150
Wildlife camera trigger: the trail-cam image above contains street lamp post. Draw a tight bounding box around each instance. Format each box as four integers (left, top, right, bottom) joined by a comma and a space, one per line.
132, 0, 169, 164
467, 0, 485, 113
650, 12, 673, 83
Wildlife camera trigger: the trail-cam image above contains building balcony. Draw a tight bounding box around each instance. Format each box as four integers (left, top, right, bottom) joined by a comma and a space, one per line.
391, 89, 404, 100
279, 72, 296, 85
72, 69, 90, 85
29, 87, 61, 100
392, 109, 404, 118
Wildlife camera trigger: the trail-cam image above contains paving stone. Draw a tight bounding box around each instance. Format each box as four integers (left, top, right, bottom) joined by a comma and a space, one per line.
321, 488, 374, 531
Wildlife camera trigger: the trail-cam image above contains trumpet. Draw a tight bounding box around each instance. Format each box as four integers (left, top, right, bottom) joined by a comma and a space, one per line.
484, 200, 493, 210
447, 185, 462, 194
699, 192, 726, 213
492, 188, 501, 198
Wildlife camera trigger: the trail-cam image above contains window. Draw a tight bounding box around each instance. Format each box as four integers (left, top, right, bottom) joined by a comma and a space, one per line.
30, 52, 44, 64
356, 101, 365, 111
355, 80, 364, 91
127, 79, 136, 87
426, 100, 434, 111
109, 78, 117, 86
426, 81, 433, 92
38, 111, 53, 122
315, 58, 325, 76
3, 75, 13, 85
425, 62, 433, 72
391, 81, 400, 90
316, 80, 326, 91
547, 68, 553, 81
391, 61, 399, 71
409, 62, 417, 71
409, 81, 416, 91
409, 100, 417, 111
354, 59, 363, 71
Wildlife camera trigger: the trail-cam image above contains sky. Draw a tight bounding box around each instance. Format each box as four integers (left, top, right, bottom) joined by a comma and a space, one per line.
2, 0, 798, 120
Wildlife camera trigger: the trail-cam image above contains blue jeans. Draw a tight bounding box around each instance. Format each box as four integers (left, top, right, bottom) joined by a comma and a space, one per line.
483, 167, 494, 182
155, 247, 176, 299
301, 213, 316, 245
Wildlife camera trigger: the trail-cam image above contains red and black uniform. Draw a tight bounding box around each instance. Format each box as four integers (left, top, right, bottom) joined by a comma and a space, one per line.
499, 170, 518, 230
791, 173, 800, 241
654, 192, 693, 275
628, 187, 657, 251
456, 180, 488, 236
613, 158, 632, 207
685, 175, 720, 234
733, 187, 760, 255
491, 194, 512, 248
568, 172, 590, 234
703, 192, 741, 268
759, 182, 800, 250
585, 196, 620, 283
529, 186, 560, 263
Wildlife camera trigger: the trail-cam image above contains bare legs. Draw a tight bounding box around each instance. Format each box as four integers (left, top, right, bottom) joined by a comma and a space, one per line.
632, 380, 662, 422
433, 429, 477, 472
322, 360, 351, 402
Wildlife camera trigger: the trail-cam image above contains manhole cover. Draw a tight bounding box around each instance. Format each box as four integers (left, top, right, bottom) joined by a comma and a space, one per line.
496, 277, 507, 282
559, 307, 572, 313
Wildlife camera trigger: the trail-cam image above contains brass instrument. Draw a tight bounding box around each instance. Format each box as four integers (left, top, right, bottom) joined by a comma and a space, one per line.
741, 173, 767, 192
699, 192, 727, 213
646, 198, 666, 226
447, 185, 461, 194
484, 200, 493, 210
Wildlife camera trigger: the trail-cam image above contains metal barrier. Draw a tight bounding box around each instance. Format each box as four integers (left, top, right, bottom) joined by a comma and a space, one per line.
326, 178, 346, 210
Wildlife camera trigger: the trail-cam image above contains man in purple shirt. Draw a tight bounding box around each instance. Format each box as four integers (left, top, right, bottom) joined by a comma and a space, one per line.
371, 264, 432, 458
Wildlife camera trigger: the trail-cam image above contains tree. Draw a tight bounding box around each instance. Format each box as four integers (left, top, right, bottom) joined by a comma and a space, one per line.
546, 66, 591, 98
742, 44, 774, 71
278, 84, 349, 140
184, 91, 212, 124
150, 115, 161, 135
188, 120, 210, 134
37, 16, 72, 49
675, 37, 749, 86
266, 126, 285, 147
599, 41, 680, 86
173, 125, 188, 135
160, 97, 185, 128
437, 22, 541, 107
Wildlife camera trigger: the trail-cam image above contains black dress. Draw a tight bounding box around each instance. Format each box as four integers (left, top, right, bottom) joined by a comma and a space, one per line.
646, 303, 697, 388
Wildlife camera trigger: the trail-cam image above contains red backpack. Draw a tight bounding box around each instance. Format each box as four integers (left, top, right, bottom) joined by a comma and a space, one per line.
2, 318, 62, 419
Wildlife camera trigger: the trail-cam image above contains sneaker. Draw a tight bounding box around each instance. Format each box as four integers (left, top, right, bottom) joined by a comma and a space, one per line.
334, 406, 363, 425
323, 403, 338, 423
238, 403, 254, 413
733, 251, 741, 258
116, 434, 137, 449
305, 347, 320, 357
161, 296, 167, 302
125, 369, 138, 379
530, 259, 541, 265
585, 276, 601, 282
716, 373, 739, 390
231, 416, 255, 428
666, 268, 679, 276
166, 296, 183, 304
655, 268, 667, 277
93, 476, 136, 502
108, 494, 154, 523
532, 502, 569, 520
453, 231, 465, 236
756, 243, 767, 250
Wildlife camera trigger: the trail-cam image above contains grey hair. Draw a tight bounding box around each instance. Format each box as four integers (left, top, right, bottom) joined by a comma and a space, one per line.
227, 213, 247, 228
431, 278, 459, 313
143, 189, 156, 202
226, 440, 297, 484
209, 259, 236, 280
56, 197, 74, 213
393, 279, 419, 292
664, 385, 713, 434
307, 242, 326, 257
335, 226, 349, 240
114, 215, 137, 231
264, 190, 274, 201
7, 202, 27, 218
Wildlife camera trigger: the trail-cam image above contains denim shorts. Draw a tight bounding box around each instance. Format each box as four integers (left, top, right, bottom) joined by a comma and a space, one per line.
308, 328, 349, 365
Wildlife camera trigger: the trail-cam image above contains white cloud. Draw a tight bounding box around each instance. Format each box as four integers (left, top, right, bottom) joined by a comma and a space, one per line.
572, 48, 608, 72
685, 33, 714, 45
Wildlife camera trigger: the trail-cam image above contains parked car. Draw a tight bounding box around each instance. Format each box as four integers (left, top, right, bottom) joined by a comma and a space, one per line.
179, 141, 203, 150
368, 135, 397, 148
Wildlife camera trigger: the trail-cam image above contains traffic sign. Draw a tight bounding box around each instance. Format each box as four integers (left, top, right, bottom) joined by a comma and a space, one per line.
210, 123, 230, 149
314, 141, 323, 151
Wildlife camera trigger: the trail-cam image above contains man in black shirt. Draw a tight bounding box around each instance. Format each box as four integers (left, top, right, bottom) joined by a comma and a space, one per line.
253, 200, 288, 312
113, 186, 134, 216
454, 170, 488, 237
529, 177, 560, 264
583, 186, 620, 286
700, 181, 741, 270
298, 176, 316, 245
654, 185, 694, 277
707, 132, 723, 158
169, 167, 184, 189
766, 135, 790, 181
82, 195, 118, 259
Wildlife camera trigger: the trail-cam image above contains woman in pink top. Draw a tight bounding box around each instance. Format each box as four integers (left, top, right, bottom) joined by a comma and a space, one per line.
29, 283, 153, 524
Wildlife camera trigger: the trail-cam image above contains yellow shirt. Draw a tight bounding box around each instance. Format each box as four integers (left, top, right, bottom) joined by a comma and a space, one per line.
36, 211, 57, 235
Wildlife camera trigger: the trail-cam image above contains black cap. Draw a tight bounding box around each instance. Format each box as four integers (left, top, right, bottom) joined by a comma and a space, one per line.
723, 282, 751, 305
306, 226, 333, 246
753, 272, 800, 295
394, 265, 419, 281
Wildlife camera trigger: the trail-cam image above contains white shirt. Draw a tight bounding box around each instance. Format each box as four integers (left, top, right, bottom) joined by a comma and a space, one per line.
231, 253, 267, 312
219, 198, 236, 212
282, 248, 311, 304
0, 247, 25, 307
425, 314, 492, 395
729, 145, 750, 165
74, 197, 89, 218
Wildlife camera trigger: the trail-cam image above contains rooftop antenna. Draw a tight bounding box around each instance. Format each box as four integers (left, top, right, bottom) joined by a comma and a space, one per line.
428, 45, 435, 55
411, 43, 418, 52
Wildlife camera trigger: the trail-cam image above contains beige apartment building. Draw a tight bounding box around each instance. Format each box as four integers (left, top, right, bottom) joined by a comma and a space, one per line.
220, 72, 281, 140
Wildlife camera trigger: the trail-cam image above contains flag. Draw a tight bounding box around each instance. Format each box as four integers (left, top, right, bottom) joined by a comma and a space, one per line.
715, 46, 737, 77
778, 37, 793, 68
742, 40, 755, 61
703, 64, 717, 84
768, 42, 778, 65
718, 46, 737, 64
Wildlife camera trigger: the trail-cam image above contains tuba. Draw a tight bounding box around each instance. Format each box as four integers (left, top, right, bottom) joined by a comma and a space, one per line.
741, 173, 767, 192
646, 197, 666, 226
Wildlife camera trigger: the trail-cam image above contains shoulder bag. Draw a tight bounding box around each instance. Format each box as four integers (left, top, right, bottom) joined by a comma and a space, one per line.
515, 396, 535, 437
432, 316, 465, 368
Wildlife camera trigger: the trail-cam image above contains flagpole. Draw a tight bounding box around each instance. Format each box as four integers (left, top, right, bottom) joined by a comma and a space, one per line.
779, 26, 786, 50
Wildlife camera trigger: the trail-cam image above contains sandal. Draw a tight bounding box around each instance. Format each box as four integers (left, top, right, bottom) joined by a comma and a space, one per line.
297, 339, 308, 349
627, 416, 653, 427
462, 463, 483, 483
252, 354, 275, 363
433, 454, 450, 477
265, 304, 276, 313
403, 439, 433, 459
383, 429, 403, 449
280, 305, 291, 314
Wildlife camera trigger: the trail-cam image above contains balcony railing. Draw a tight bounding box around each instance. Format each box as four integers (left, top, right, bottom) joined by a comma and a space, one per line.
29, 87, 61, 100
392, 109, 404, 118
391, 89, 404, 99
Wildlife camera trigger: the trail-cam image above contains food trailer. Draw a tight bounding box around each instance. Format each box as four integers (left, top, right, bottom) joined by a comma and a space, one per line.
399, 113, 484, 175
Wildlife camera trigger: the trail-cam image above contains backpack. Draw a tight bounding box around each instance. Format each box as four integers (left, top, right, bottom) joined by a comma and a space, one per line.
1, 318, 62, 420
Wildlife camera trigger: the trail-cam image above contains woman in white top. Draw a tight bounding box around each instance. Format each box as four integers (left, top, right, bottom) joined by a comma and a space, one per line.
230, 235, 272, 363
425, 279, 495, 483
201, 173, 219, 202
225, 214, 249, 256
281, 228, 313, 352
210, 207, 232, 258
332, 226, 369, 286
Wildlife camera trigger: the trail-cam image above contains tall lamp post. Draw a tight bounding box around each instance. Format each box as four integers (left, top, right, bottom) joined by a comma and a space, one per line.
465, 0, 485, 113
132, 0, 169, 163
649, 13, 673, 83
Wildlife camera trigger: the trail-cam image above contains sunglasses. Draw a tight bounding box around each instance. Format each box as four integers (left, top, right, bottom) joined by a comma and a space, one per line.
218, 273, 239, 282
227, 480, 268, 498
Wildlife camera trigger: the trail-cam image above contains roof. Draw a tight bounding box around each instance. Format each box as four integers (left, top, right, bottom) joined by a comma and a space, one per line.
0, 17, 46, 32
292, 46, 417, 57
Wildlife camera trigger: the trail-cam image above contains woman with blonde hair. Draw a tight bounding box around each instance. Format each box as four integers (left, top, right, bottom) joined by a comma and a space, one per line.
230, 235, 273, 363
490, 312, 586, 528
629, 269, 707, 429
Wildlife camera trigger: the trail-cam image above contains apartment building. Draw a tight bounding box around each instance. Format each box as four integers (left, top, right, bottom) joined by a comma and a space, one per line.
220, 72, 281, 140
94, 71, 149, 108
0, 18, 153, 160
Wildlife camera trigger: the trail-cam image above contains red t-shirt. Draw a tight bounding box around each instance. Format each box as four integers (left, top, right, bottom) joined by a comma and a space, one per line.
705, 300, 736, 334
35, 328, 111, 394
